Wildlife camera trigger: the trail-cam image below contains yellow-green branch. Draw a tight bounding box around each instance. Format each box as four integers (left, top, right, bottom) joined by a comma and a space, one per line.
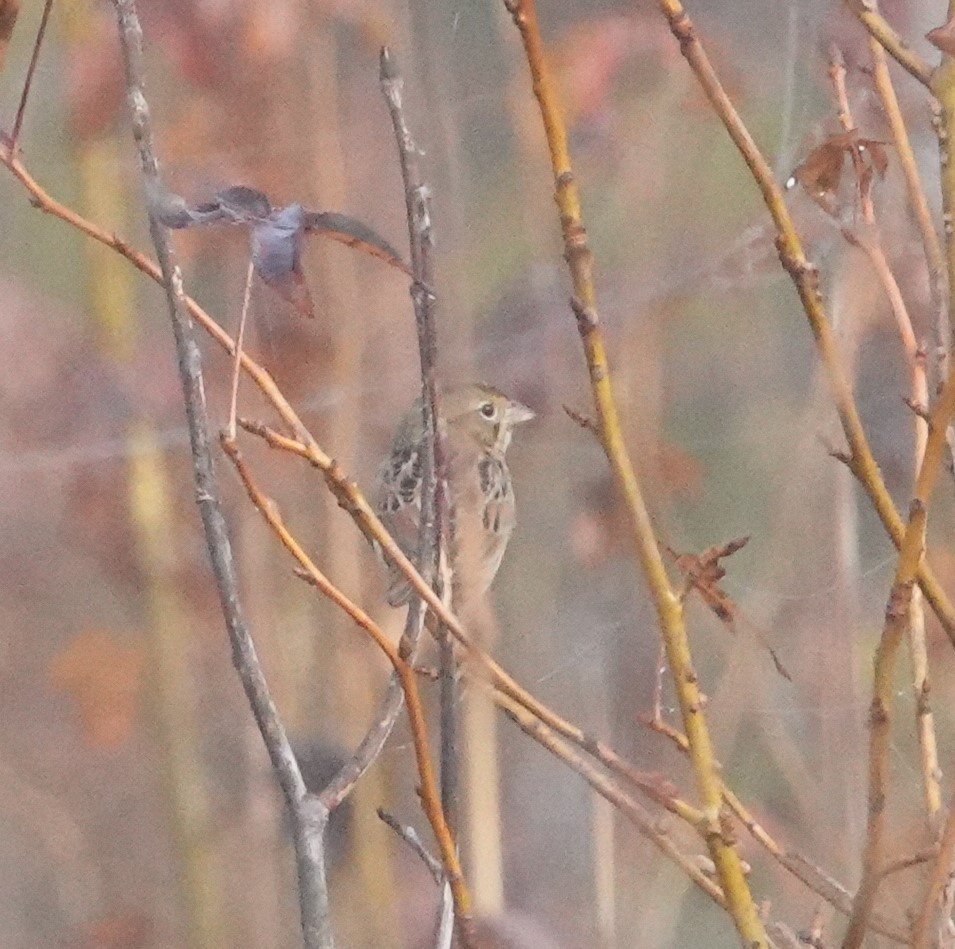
503, 1, 768, 945
648, 1, 955, 648
846, 0, 934, 87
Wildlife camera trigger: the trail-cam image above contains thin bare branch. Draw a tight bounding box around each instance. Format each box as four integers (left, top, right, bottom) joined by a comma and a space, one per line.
829, 46, 942, 833
913, 801, 955, 947
379, 47, 462, 859
845, 0, 934, 87
108, 3, 331, 946
492, 686, 726, 908
378, 809, 445, 885
10, 0, 51, 147
317, 683, 405, 812
880, 848, 936, 879
931, 14, 955, 363
378, 810, 454, 949
868, 37, 949, 387
847, 21, 955, 942
226, 261, 254, 442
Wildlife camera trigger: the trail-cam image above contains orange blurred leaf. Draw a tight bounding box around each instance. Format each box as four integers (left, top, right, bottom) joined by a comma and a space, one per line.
656, 442, 704, 499
48, 628, 145, 749
927, 16, 955, 57
70, 911, 152, 949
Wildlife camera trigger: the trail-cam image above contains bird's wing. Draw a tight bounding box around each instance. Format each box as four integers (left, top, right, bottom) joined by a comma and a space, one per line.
376, 441, 423, 606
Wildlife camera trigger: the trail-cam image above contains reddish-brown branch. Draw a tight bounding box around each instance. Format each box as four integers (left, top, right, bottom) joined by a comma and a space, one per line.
220, 436, 474, 934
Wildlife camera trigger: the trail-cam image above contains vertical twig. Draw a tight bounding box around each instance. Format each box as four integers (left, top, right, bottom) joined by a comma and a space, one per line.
909, 14, 955, 945
503, 1, 767, 946
828, 29, 955, 949
227, 260, 254, 441
108, 3, 333, 947
932, 4, 955, 345
9, 0, 51, 147
379, 47, 463, 854
913, 776, 955, 946
843, 196, 955, 949
828, 48, 942, 831
868, 36, 949, 386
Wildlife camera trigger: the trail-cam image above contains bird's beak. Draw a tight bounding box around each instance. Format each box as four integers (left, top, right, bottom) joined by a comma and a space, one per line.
506, 400, 536, 425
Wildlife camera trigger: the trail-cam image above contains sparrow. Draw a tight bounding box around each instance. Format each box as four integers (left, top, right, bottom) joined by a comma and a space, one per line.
376, 383, 534, 607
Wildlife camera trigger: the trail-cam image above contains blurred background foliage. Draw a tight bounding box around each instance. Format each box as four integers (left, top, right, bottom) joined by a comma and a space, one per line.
2, 0, 954, 946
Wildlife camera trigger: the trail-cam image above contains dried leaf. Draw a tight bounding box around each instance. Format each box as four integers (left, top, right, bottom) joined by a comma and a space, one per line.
789, 131, 889, 215
790, 138, 846, 209
862, 138, 888, 178
304, 210, 411, 276
48, 628, 145, 749
251, 203, 314, 317
665, 538, 790, 680
148, 184, 410, 315
208, 184, 272, 221
668, 537, 749, 628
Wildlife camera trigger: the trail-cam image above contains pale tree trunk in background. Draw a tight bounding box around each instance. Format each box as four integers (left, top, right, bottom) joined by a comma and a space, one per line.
304, 8, 399, 945
414, 0, 507, 919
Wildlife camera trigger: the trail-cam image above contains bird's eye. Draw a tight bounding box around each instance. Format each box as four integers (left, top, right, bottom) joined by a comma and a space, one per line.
479, 402, 496, 419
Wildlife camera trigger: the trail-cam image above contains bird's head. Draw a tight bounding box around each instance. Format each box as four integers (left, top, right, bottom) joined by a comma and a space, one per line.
445, 383, 535, 454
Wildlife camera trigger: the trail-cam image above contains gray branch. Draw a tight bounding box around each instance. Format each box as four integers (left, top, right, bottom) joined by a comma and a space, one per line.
109, 3, 332, 946
379, 44, 462, 844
